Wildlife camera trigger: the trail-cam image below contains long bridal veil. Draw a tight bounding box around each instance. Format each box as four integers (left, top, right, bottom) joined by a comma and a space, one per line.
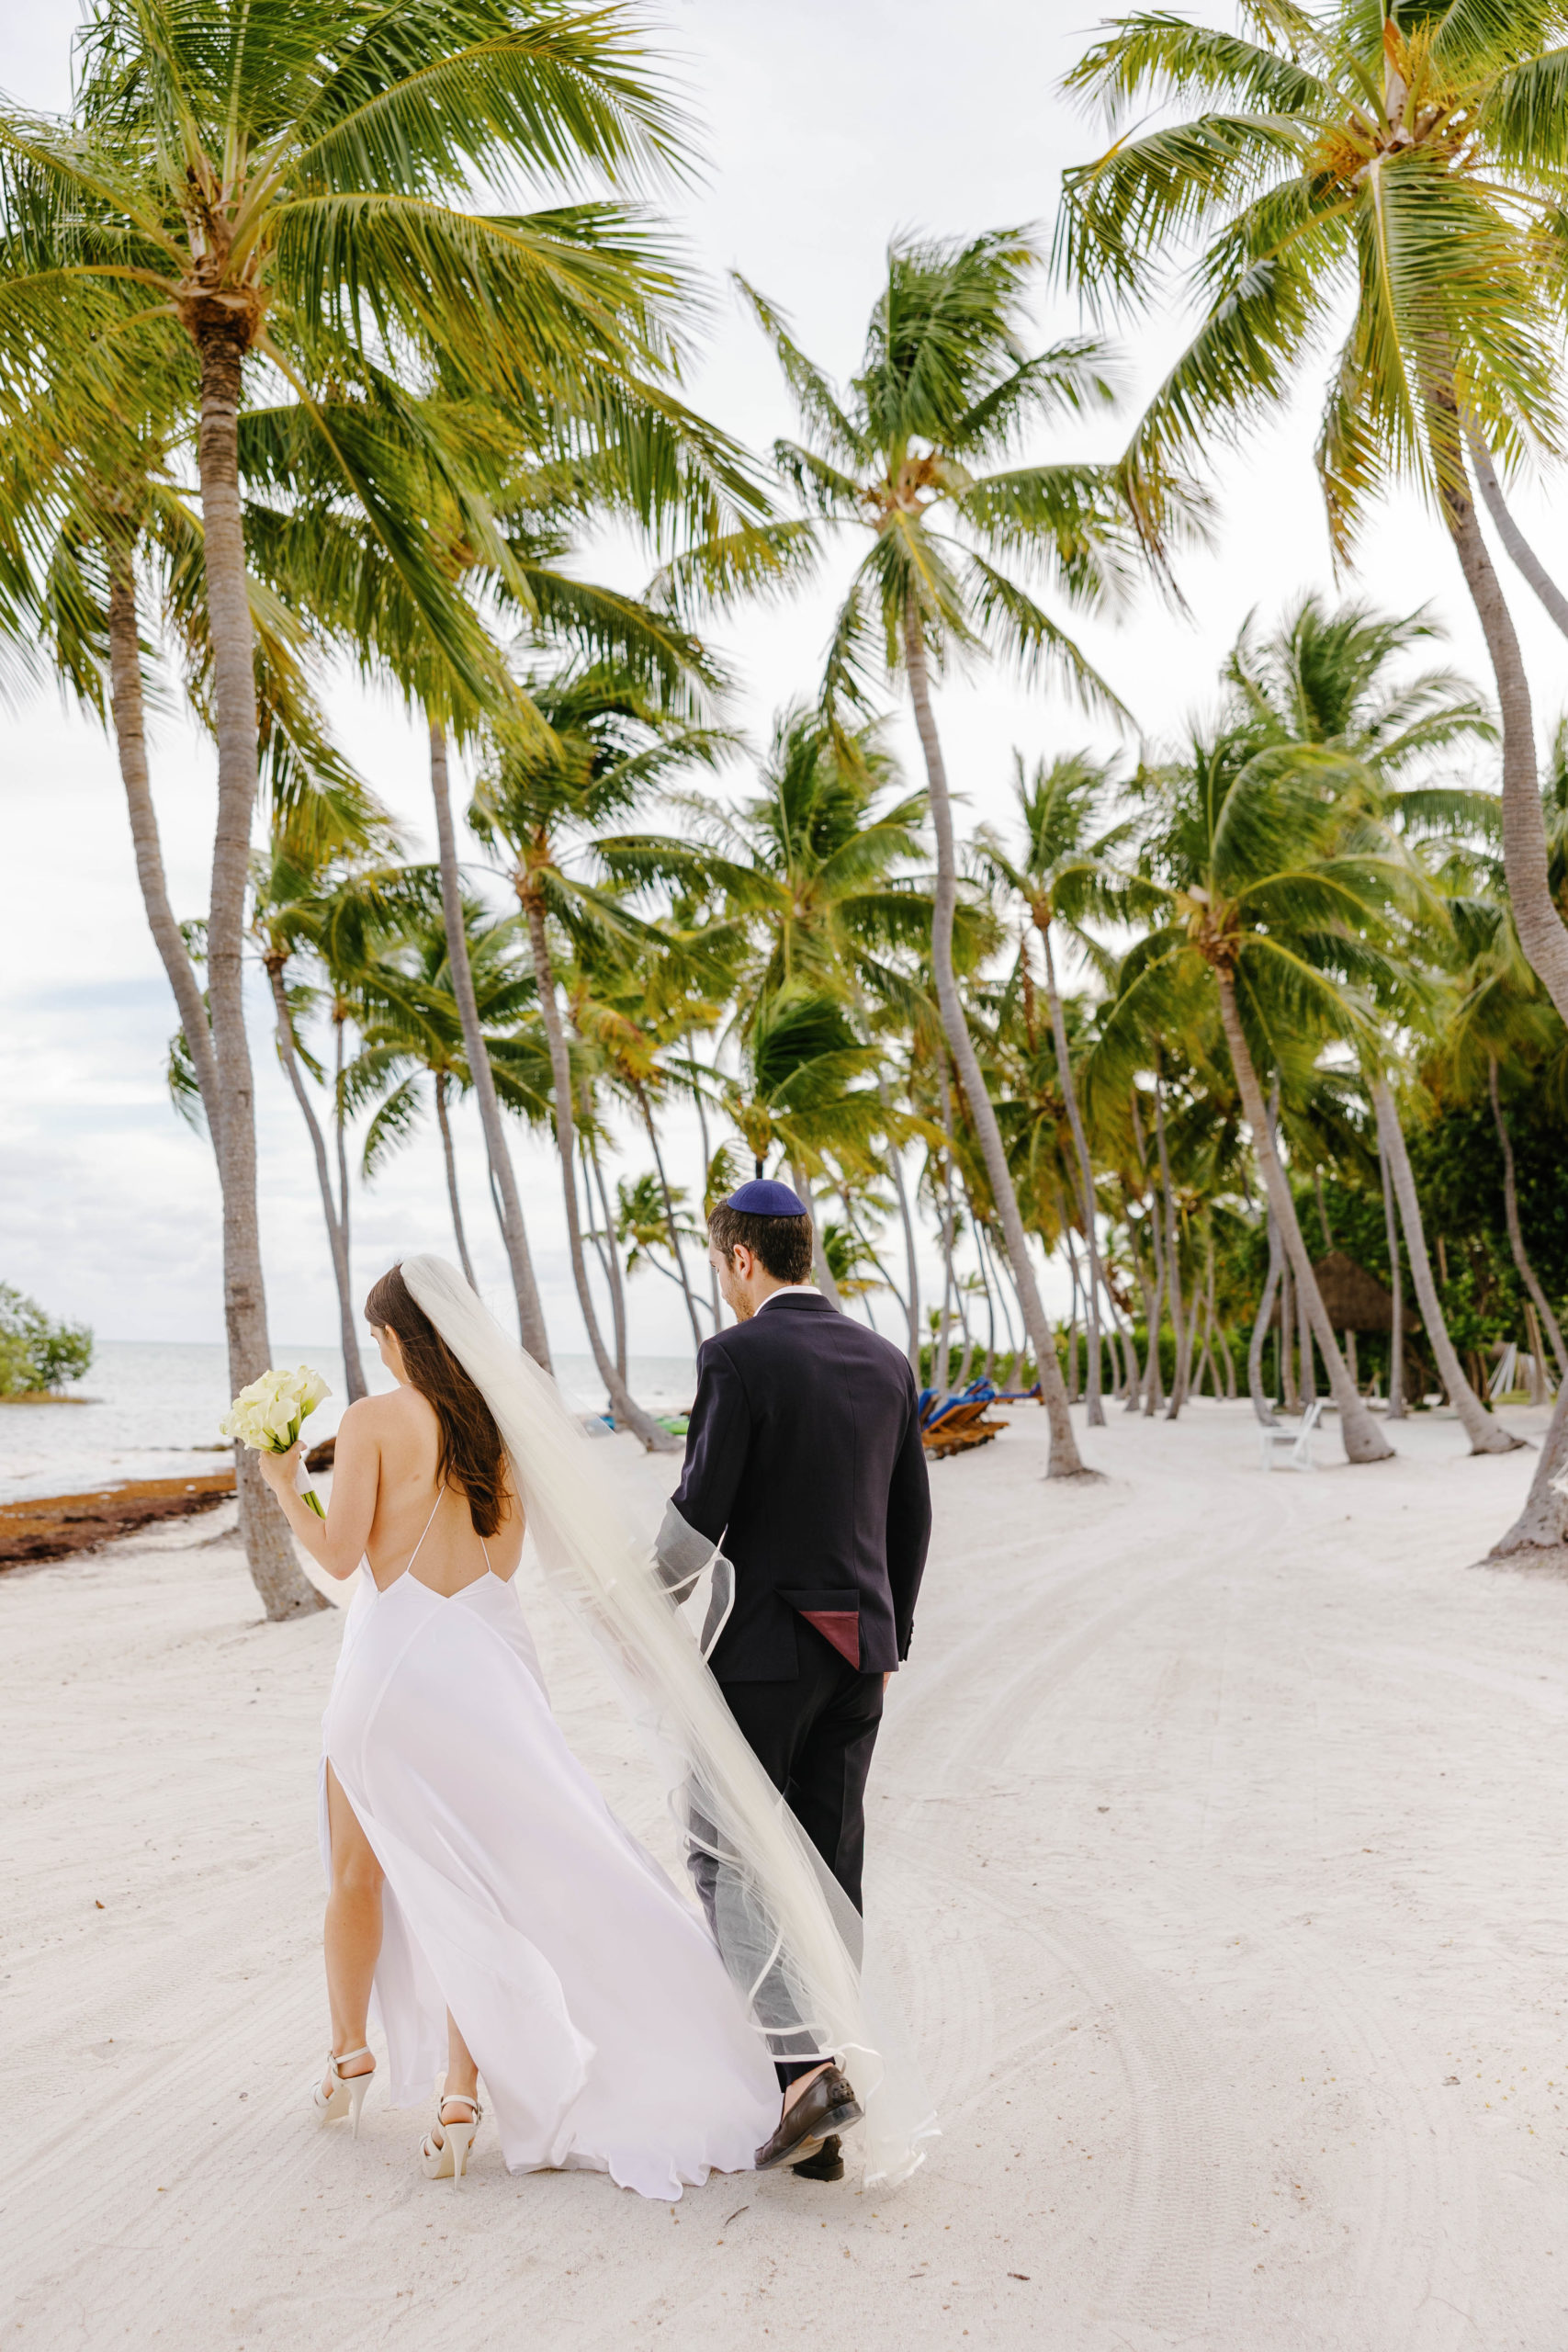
401, 1254, 936, 2188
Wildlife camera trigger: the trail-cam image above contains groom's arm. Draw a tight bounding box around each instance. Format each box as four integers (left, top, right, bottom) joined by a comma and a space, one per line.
668, 1340, 750, 1551
884, 1373, 932, 1662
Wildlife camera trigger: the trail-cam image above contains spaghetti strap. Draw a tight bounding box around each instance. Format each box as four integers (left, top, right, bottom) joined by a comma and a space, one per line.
405, 1485, 446, 1576
479, 1536, 491, 1575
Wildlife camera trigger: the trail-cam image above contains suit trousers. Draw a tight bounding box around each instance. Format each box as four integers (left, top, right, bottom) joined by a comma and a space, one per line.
690, 1622, 886, 2088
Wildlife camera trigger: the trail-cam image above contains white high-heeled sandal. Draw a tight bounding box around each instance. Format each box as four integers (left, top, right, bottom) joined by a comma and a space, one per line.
421, 2091, 481, 2187
312, 2047, 375, 2137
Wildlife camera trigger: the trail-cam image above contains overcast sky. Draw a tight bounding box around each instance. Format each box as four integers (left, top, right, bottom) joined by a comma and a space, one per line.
4, 0, 1565, 1358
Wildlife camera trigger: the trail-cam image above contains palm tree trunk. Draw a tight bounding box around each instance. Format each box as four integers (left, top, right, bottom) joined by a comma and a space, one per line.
333, 1011, 360, 1376
1379, 1139, 1406, 1418
434, 1070, 479, 1290
788, 1155, 844, 1309
1063, 1218, 1081, 1403
1040, 927, 1104, 1426
106, 548, 223, 1137
1100, 1259, 1136, 1400
190, 319, 323, 1620
1371, 1077, 1520, 1454
1439, 421, 1568, 1025
1489, 1057, 1568, 1378
1131, 1260, 1156, 1412
586, 1139, 629, 1382
984, 1216, 1022, 1375
577, 1134, 625, 1360
265, 959, 367, 1401
692, 1071, 725, 1331
333, 1013, 353, 1268
841, 1187, 908, 1317
1247, 1202, 1283, 1428
905, 618, 1086, 1475
879, 1076, 921, 1372
933, 1061, 959, 1385
1214, 978, 1392, 1462
521, 894, 677, 1452
1143, 1191, 1167, 1416
428, 718, 550, 1368
1487, 1380, 1568, 1557
1217, 1315, 1237, 1400
1154, 1075, 1189, 1418
1464, 426, 1568, 639
1187, 1275, 1207, 1397
1297, 1261, 1316, 1401
974, 1213, 998, 1385
637, 1086, 705, 1346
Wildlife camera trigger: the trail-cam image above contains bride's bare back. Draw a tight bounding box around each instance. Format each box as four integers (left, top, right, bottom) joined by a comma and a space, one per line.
264, 1352, 524, 1596
347, 1385, 525, 1594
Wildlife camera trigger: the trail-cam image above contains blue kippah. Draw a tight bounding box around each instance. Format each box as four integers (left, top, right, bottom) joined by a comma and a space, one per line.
724, 1179, 807, 1217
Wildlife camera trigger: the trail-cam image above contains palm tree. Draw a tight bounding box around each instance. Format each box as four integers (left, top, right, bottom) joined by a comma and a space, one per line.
614, 1171, 705, 1309
247, 384, 775, 1371
979, 751, 1134, 1429
720, 235, 1182, 1475
1217, 592, 1518, 1451
343, 890, 548, 1292
251, 807, 401, 1404
0, 355, 389, 1609
1102, 724, 1403, 1463
675, 705, 937, 1314
0, 1, 705, 1604
469, 660, 728, 1450
679, 707, 932, 1002
1058, 2, 1568, 1026
1370, 1069, 1521, 1453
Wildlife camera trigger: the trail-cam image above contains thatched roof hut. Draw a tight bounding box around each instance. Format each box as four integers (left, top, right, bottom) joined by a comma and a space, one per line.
1319, 1250, 1413, 1333
1269, 1250, 1415, 1332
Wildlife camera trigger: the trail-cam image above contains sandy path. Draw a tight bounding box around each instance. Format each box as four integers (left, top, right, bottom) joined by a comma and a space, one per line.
5, 1399, 1567, 2350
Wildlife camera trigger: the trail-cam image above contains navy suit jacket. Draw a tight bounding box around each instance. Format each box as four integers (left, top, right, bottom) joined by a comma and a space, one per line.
669, 1290, 931, 1682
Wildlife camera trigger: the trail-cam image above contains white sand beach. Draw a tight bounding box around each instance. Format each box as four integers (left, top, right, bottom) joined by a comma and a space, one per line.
6, 1399, 1567, 2351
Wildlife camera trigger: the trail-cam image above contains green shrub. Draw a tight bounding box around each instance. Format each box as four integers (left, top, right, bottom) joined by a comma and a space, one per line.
0, 1284, 94, 1396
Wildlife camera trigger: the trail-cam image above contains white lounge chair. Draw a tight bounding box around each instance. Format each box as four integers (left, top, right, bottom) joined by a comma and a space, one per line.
1259, 1396, 1322, 1472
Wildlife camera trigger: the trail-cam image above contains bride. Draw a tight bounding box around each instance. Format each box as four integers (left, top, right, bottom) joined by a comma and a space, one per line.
257, 1257, 931, 2199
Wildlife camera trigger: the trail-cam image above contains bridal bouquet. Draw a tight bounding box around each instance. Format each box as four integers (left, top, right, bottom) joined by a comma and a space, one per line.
220, 1365, 332, 1516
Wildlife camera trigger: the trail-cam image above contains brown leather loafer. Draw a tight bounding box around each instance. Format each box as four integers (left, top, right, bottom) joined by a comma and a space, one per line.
754, 2069, 863, 2172
791, 2133, 844, 2182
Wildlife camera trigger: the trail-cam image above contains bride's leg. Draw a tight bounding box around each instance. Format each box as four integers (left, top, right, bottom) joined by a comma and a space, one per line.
438, 2010, 480, 2135
323, 1761, 383, 2085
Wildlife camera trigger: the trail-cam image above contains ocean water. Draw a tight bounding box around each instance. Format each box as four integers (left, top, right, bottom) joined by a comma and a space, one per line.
0, 1341, 698, 1505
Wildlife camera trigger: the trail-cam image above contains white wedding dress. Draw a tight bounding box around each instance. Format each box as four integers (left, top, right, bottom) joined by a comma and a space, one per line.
317, 1256, 935, 2198
320, 1498, 777, 2199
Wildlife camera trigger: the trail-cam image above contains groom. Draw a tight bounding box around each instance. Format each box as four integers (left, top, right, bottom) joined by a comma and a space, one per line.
669, 1179, 931, 2181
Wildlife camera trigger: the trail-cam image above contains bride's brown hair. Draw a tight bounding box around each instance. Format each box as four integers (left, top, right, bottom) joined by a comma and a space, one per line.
364, 1265, 509, 1538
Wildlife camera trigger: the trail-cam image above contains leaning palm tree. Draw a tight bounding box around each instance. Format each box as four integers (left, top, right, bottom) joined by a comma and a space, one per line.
978, 751, 1133, 1428
1100, 725, 1404, 1463
1058, 0, 1568, 1026
1369, 1063, 1522, 1453
708, 233, 1186, 1474
469, 660, 728, 1450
